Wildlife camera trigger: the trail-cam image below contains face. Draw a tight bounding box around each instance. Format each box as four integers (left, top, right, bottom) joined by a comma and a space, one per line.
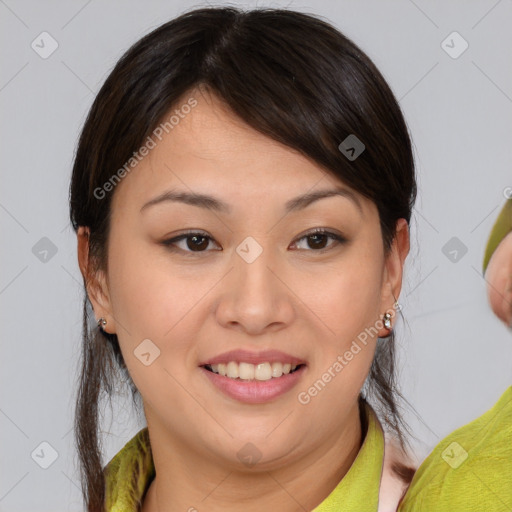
78, 87, 409, 471
486, 231, 512, 326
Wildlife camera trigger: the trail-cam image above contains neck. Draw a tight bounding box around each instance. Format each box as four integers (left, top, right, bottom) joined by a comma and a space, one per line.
142, 400, 365, 512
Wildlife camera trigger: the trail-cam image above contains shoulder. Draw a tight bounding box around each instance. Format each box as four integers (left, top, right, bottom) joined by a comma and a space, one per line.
397, 386, 512, 512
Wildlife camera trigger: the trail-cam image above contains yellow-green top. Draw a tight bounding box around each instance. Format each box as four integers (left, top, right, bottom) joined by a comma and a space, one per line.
397, 385, 512, 512
104, 387, 512, 511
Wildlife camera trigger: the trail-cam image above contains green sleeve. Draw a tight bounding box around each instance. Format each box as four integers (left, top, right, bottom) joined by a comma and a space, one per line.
398, 386, 512, 512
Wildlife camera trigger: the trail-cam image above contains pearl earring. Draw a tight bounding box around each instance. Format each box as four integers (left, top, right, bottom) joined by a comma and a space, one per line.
383, 312, 392, 330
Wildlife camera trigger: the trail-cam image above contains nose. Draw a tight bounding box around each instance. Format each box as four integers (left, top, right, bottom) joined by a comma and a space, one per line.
215, 239, 295, 335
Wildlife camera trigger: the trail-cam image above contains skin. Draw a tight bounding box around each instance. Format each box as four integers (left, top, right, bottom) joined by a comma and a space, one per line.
485, 231, 512, 327
77, 87, 409, 512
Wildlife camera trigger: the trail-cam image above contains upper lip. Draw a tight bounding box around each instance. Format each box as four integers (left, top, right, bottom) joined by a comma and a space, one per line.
199, 349, 306, 366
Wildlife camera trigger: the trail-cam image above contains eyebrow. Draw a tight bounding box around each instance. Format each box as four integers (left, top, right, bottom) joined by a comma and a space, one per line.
140, 187, 363, 215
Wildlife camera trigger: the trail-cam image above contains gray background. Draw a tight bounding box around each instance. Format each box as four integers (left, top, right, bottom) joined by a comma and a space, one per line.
1, 0, 511, 510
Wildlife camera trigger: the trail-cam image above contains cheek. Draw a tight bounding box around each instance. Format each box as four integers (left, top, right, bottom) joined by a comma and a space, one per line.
298, 254, 384, 344
106, 240, 199, 406
108, 242, 166, 334
106, 235, 197, 356
106, 234, 227, 380
292, 253, 383, 405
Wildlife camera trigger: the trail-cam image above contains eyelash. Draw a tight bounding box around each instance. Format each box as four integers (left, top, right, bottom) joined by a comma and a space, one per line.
160, 228, 346, 255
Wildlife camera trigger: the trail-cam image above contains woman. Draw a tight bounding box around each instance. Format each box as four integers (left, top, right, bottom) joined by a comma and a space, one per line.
69, 6, 510, 512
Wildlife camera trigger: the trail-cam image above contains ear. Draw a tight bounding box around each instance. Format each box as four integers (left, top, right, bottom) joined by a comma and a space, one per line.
378, 218, 410, 336
77, 226, 116, 334
485, 230, 512, 327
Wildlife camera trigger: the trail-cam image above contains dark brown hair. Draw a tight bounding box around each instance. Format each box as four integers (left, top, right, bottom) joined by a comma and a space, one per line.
69, 6, 418, 510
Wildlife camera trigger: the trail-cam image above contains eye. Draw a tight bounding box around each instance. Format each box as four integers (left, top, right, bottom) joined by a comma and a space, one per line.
291, 228, 346, 252
161, 228, 346, 255
161, 231, 221, 254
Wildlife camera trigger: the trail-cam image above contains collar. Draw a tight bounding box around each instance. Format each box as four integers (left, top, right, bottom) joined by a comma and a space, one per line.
104, 402, 384, 511
312, 401, 384, 511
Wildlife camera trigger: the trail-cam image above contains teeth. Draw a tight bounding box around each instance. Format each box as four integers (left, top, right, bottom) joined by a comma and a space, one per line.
271, 362, 283, 378
227, 361, 239, 378
208, 361, 299, 380
255, 362, 272, 381
239, 362, 254, 380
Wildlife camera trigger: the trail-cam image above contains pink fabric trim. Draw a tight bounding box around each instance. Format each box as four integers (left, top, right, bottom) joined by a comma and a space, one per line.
377, 438, 416, 512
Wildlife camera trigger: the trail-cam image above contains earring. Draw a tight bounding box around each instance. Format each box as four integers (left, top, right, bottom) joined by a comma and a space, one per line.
383, 312, 392, 330
97, 317, 107, 329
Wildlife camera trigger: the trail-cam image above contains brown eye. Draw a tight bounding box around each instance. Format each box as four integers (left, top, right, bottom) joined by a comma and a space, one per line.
306, 233, 329, 249
186, 234, 209, 251
161, 231, 220, 254
292, 229, 346, 252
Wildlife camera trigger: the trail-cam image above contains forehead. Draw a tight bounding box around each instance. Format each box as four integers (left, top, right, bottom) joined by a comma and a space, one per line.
109, 88, 365, 216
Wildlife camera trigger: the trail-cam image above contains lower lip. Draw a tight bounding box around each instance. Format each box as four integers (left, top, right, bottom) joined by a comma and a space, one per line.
200, 365, 306, 404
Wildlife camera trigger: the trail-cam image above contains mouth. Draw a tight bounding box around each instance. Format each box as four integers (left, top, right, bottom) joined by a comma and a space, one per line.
202, 361, 306, 381
199, 348, 307, 379
199, 351, 307, 404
